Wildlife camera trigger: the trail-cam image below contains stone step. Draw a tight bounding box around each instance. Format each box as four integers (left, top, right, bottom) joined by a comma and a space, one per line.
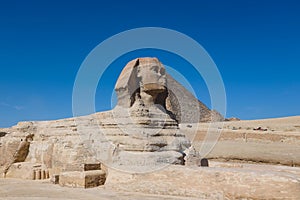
59, 170, 106, 188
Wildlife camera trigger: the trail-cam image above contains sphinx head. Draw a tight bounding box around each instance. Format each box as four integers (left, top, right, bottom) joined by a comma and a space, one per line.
136, 58, 167, 106
115, 57, 168, 108
137, 58, 166, 95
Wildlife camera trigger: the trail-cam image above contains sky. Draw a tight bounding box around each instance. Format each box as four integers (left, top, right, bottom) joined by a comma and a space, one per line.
0, 0, 299, 127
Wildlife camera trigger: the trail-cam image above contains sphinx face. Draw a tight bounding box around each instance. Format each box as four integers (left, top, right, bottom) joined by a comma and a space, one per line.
137, 61, 167, 95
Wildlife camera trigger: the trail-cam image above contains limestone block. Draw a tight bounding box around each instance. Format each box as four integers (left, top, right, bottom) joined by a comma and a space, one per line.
82, 163, 101, 171
5, 162, 42, 180
184, 146, 201, 166
50, 174, 59, 184
35, 169, 41, 180
59, 170, 106, 188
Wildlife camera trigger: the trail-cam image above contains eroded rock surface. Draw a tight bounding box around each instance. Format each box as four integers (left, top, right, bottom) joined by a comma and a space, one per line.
105, 165, 300, 199
115, 57, 223, 123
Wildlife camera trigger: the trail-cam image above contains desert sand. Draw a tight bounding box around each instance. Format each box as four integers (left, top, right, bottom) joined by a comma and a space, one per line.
0, 178, 199, 200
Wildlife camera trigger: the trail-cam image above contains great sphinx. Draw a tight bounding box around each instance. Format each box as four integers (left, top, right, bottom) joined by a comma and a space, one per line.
0, 57, 221, 181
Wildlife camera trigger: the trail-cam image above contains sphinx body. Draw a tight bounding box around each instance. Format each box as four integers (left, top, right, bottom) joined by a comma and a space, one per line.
0, 57, 221, 176
96, 58, 191, 171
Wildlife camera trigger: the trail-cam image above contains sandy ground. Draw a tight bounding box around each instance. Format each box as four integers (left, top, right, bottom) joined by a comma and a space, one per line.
1, 162, 300, 200
0, 178, 199, 200
2, 163, 299, 200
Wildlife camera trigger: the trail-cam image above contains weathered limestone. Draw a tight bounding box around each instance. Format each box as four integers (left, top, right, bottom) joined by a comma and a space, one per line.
0, 57, 221, 178
1, 133, 33, 177
166, 74, 224, 123
105, 165, 300, 199
59, 170, 106, 188
82, 163, 101, 171
115, 57, 223, 123
0, 58, 206, 181
184, 146, 201, 166
181, 120, 300, 167
98, 58, 193, 169
58, 162, 105, 188
50, 174, 59, 184
4, 162, 49, 180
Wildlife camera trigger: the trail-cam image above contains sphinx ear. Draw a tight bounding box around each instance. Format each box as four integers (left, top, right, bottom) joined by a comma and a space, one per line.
135, 59, 142, 77
114, 58, 141, 108
128, 59, 140, 106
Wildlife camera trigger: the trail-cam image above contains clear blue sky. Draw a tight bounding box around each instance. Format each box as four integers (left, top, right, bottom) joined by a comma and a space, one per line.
0, 0, 299, 127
